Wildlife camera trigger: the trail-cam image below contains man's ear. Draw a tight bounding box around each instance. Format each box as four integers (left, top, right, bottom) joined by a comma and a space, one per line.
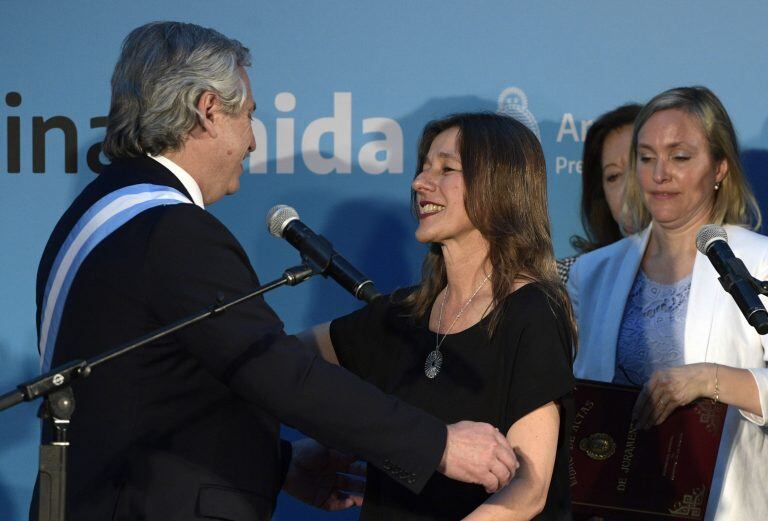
195, 91, 218, 139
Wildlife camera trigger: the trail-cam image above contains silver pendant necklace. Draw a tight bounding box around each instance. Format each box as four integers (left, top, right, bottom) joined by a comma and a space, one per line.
425, 273, 491, 379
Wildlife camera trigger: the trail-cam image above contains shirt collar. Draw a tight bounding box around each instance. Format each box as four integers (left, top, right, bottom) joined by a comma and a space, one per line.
147, 154, 205, 209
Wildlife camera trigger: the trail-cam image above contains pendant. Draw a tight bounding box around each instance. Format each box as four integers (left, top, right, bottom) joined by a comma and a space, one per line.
424, 349, 443, 379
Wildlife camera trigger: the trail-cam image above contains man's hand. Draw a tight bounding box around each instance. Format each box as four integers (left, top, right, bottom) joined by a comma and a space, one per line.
282, 438, 366, 511
438, 421, 519, 493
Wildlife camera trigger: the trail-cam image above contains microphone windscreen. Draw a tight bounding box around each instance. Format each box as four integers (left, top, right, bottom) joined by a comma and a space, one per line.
267, 205, 299, 238
696, 224, 728, 254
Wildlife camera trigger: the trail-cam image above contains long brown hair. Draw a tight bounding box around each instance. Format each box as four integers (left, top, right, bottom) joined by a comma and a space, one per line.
403, 112, 576, 343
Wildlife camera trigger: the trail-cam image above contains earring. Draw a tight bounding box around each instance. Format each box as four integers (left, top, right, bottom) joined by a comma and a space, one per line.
714, 182, 721, 191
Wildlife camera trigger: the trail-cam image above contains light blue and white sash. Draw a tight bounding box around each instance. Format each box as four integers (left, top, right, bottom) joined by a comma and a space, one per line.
39, 183, 193, 373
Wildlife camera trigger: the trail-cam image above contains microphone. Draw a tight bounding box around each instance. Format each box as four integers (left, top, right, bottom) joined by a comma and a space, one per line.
696, 225, 768, 334
266, 205, 381, 303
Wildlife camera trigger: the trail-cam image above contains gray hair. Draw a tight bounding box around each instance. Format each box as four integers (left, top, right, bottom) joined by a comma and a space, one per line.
102, 21, 251, 159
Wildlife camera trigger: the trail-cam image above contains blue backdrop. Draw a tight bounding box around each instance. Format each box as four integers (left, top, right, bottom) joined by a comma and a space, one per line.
2, 1, 767, 519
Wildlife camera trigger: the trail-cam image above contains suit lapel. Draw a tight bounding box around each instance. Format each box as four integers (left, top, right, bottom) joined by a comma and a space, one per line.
684, 250, 718, 363
591, 227, 651, 381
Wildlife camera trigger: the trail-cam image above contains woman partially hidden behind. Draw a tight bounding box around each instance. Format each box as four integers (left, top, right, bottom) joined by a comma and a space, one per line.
302, 113, 576, 520
568, 86, 768, 520
557, 103, 642, 284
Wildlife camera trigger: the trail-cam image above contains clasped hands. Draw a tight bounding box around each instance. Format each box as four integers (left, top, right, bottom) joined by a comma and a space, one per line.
632, 363, 713, 430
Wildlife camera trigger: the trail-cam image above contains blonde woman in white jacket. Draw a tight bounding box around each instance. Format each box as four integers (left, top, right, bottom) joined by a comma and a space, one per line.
568, 86, 768, 521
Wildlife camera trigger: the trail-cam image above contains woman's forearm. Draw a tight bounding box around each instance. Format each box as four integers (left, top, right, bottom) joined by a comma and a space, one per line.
634, 362, 763, 429
708, 364, 761, 417
462, 463, 547, 520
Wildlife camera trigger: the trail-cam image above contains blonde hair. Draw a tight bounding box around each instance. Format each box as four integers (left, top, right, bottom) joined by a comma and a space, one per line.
624, 86, 761, 231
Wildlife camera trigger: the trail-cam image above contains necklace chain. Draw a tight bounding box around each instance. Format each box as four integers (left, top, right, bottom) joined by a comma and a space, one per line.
434, 273, 492, 352
425, 273, 491, 378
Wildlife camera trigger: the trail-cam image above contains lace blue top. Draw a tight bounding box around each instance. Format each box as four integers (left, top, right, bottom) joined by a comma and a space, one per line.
613, 270, 692, 387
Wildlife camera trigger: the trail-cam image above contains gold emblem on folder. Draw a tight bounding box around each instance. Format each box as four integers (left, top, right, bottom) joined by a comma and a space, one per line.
579, 433, 616, 461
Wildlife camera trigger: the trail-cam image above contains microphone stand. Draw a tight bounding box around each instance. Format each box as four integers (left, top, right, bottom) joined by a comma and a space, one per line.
0, 263, 316, 521
754, 278, 768, 296
751, 277, 768, 334
715, 261, 768, 334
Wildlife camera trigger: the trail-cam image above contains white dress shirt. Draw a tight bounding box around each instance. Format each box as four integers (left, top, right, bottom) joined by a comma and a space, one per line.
148, 154, 205, 209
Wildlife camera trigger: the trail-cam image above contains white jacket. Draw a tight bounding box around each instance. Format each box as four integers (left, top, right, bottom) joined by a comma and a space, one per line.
568, 224, 768, 521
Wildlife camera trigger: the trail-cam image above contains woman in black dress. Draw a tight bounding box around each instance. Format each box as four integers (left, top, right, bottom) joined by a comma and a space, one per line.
301, 112, 575, 520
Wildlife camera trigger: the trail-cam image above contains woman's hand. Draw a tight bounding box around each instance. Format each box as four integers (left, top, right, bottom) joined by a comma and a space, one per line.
632, 363, 712, 429
283, 438, 366, 510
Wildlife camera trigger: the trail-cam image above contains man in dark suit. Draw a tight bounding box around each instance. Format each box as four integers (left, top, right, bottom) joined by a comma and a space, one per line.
32, 22, 518, 520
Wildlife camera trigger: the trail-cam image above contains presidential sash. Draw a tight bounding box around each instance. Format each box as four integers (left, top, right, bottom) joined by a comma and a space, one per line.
39, 183, 193, 372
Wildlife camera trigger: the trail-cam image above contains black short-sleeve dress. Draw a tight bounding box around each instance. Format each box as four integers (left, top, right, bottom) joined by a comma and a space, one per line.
329, 283, 575, 520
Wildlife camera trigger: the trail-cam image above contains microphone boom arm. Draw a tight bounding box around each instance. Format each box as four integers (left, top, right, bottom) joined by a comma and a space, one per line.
0, 263, 317, 412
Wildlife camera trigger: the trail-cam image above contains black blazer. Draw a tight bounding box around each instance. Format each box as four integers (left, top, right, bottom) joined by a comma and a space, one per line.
32, 156, 445, 521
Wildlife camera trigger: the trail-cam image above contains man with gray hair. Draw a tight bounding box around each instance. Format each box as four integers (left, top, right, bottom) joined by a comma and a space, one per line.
33, 21, 518, 520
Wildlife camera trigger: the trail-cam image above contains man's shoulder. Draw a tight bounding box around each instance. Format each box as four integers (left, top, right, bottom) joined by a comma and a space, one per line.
130, 204, 242, 268
53, 156, 188, 229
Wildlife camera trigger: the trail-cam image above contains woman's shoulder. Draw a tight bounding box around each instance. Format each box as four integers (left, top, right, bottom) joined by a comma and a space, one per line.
724, 225, 768, 249
501, 282, 566, 324
389, 285, 418, 300
385, 286, 420, 312
721, 225, 768, 269
499, 284, 573, 362
570, 231, 646, 281
578, 233, 640, 262
376, 286, 425, 327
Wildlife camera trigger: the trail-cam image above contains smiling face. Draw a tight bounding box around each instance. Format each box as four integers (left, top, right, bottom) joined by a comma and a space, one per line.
636, 108, 726, 231
411, 127, 481, 246
601, 125, 633, 229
